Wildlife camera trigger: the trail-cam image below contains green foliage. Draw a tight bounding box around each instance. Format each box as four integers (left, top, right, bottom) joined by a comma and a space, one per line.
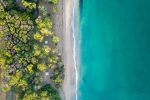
8, 71, 22, 86
33, 44, 41, 56
40, 84, 60, 100
43, 45, 51, 55
23, 92, 39, 100
0, 57, 5, 67
22, 84, 60, 100
2, 85, 11, 93
35, 16, 53, 36
51, 66, 64, 86
21, 0, 36, 10
25, 64, 33, 73
48, 0, 59, 4
52, 36, 60, 44
35, 16, 52, 29
40, 28, 53, 36
31, 57, 38, 64
33, 32, 44, 42
51, 48, 57, 54
0, 1, 63, 99
18, 79, 28, 90
38, 5, 48, 16
37, 63, 47, 71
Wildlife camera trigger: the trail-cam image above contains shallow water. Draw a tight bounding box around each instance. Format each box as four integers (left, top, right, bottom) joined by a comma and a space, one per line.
79, 0, 150, 100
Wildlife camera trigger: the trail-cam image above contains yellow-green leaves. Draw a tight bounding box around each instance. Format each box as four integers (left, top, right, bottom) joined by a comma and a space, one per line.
40, 28, 48, 35
49, 0, 59, 4
52, 75, 63, 85
21, 0, 36, 10
43, 45, 51, 55
37, 63, 47, 71
0, 3, 4, 12
33, 32, 43, 42
8, 71, 22, 86
18, 79, 28, 90
35, 16, 53, 36
0, 1, 63, 99
31, 57, 38, 64
33, 44, 41, 56
40, 28, 54, 36
25, 64, 33, 73
23, 92, 38, 100
51, 48, 57, 54
0, 57, 5, 67
2, 85, 10, 93
52, 36, 60, 44
40, 91, 48, 97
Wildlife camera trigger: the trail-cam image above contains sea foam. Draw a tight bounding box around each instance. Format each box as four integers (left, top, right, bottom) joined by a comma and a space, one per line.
71, 0, 80, 100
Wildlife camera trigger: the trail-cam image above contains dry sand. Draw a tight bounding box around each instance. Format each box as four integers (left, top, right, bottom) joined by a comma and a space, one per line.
52, 0, 76, 100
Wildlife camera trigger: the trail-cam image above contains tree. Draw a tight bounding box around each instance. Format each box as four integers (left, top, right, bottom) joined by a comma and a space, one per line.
51, 67, 64, 86
48, 0, 59, 4
52, 75, 63, 86
51, 48, 57, 54
41, 84, 60, 100
33, 49, 41, 57
40, 28, 49, 36
25, 64, 33, 73
37, 63, 47, 71
52, 36, 60, 44
40, 91, 48, 97
0, 1, 63, 99
21, 0, 36, 10
31, 57, 38, 64
36, 16, 53, 29
43, 45, 51, 55
38, 5, 48, 16
18, 79, 28, 90
33, 32, 43, 42
23, 92, 39, 100
1, 85, 11, 93
8, 71, 22, 86
0, 57, 5, 67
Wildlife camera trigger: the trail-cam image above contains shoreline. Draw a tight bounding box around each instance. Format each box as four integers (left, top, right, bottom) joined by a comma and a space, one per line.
63, 0, 77, 99
52, 0, 77, 100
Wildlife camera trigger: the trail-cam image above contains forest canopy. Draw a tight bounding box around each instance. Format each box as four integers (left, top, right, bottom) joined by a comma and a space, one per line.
0, 0, 64, 100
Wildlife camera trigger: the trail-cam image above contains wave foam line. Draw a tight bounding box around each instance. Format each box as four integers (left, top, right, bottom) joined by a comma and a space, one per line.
71, 0, 78, 100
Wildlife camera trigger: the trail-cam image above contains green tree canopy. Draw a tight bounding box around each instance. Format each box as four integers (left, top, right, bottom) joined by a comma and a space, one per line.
52, 36, 60, 44
37, 63, 47, 71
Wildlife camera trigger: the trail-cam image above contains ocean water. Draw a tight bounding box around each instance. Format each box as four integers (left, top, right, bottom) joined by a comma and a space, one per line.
79, 0, 150, 100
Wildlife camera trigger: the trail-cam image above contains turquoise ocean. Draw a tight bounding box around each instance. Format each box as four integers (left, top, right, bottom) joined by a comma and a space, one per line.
79, 0, 150, 100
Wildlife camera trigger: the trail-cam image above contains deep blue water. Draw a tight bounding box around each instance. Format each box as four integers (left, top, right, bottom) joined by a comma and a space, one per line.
79, 0, 150, 100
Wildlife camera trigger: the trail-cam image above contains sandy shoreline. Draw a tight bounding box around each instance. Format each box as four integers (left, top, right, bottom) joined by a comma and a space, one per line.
63, 0, 77, 99
52, 0, 76, 100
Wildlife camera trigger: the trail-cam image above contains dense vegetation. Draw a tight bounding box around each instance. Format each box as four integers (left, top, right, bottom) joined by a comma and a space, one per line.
0, 0, 63, 100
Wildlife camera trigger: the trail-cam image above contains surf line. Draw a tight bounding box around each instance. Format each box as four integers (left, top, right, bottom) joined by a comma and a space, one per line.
71, 0, 78, 100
